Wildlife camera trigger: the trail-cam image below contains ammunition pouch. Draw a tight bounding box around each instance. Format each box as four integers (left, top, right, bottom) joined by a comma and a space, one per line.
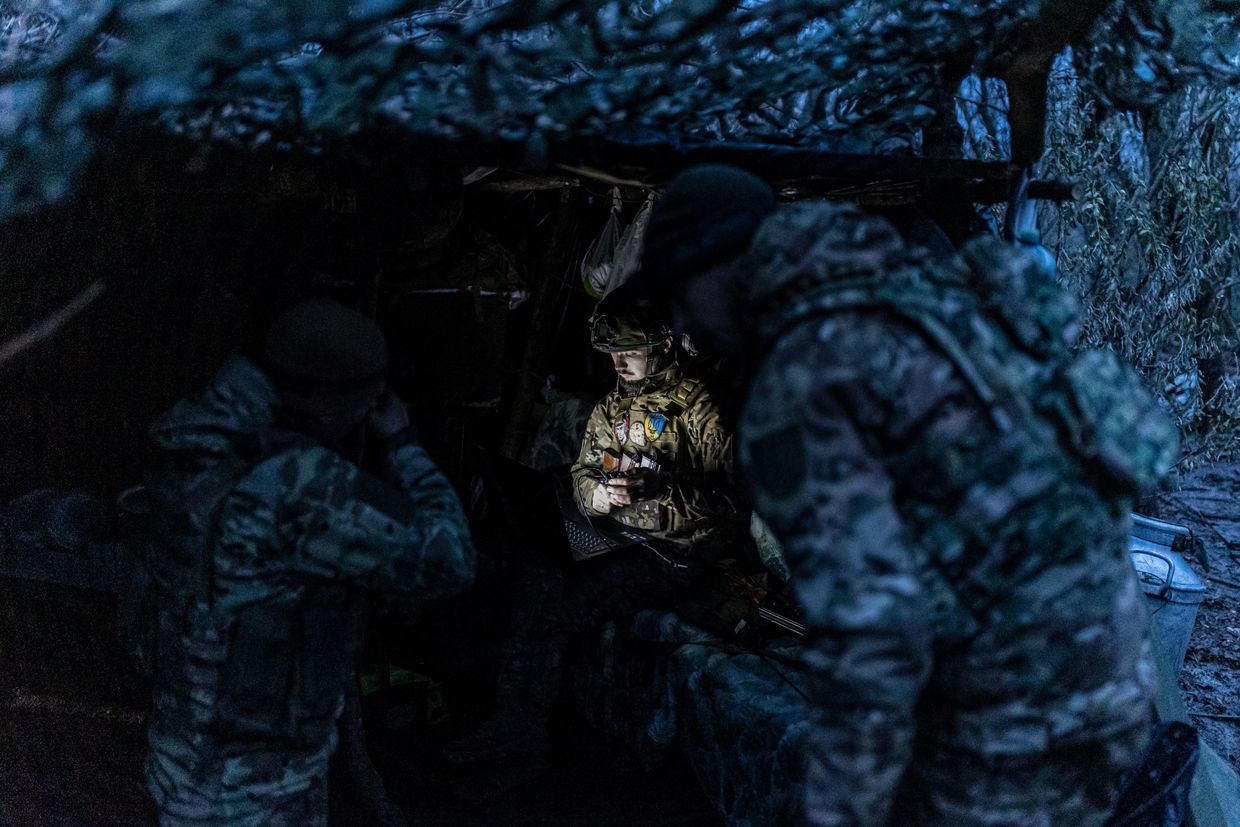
1044, 349, 1179, 497
216, 594, 359, 748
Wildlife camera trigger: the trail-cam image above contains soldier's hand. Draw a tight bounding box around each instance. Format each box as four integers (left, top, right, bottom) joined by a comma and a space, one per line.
605, 469, 662, 505
367, 388, 411, 439
590, 483, 614, 514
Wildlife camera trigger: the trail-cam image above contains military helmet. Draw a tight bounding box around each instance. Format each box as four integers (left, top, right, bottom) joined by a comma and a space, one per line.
588, 304, 673, 353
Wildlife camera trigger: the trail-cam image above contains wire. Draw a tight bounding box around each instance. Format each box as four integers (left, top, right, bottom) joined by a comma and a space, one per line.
755, 650, 811, 704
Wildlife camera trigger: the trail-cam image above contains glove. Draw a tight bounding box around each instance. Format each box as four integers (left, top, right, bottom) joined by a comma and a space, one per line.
367, 388, 411, 440
605, 468, 664, 506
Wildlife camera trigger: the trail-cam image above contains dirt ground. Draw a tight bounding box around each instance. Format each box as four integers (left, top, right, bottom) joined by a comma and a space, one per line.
1156, 460, 1240, 771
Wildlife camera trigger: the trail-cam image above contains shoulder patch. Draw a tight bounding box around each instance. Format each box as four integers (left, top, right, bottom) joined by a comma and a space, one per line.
747, 426, 806, 502
669, 377, 706, 409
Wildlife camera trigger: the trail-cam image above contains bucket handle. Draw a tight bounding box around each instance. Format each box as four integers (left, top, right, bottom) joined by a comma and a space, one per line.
1134, 550, 1174, 598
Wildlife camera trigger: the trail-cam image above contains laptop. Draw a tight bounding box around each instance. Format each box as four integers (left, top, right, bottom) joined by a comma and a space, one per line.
550, 473, 652, 561
481, 455, 649, 563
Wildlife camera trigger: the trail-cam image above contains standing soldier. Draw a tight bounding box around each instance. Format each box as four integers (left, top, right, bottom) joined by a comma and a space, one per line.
142, 298, 475, 826
630, 165, 1178, 827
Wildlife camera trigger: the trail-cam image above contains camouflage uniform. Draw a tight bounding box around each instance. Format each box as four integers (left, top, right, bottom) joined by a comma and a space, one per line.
142, 356, 475, 826
732, 203, 1175, 827
572, 358, 740, 556
491, 355, 742, 724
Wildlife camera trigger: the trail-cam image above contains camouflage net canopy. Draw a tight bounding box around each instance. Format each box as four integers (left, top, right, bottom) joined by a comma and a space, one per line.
2, 0, 1239, 216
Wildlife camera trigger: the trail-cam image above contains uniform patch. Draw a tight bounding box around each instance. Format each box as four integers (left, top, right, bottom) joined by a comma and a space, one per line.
644, 413, 667, 442
614, 415, 629, 445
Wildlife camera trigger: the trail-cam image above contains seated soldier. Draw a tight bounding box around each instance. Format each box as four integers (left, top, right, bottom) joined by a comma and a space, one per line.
574, 300, 740, 558
446, 299, 743, 770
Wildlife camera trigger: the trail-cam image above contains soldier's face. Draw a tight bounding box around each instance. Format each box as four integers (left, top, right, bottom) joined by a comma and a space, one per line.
280, 382, 385, 445
611, 347, 652, 381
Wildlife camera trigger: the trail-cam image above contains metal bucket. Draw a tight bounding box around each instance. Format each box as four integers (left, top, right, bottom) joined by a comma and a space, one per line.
1129, 513, 1205, 676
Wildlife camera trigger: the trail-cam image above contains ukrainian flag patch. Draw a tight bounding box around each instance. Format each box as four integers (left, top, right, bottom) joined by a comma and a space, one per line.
644, 413, 667, 442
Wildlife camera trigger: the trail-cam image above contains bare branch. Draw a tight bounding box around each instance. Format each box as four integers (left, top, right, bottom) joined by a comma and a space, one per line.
0, 279, 106, 368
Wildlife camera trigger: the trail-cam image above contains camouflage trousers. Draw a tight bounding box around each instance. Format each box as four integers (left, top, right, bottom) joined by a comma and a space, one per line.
150, 774, 327, 827
496, 544, 705, 717
883, 723, 1149, 827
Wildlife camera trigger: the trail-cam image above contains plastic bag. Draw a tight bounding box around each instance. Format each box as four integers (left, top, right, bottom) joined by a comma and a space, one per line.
581, 189, 657, 298
609, 191, 656, 292
582, 188, 624, 299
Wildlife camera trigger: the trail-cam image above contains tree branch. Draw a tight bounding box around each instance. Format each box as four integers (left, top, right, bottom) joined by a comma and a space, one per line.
0, 279, 106, 368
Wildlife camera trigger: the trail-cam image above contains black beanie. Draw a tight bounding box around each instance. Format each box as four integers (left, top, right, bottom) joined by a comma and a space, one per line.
263, 298, 388, 393
633, 164, 776, 295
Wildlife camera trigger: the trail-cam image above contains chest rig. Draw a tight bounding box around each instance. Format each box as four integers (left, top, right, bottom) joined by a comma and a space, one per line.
146, 433, 359, 750
756, 236, 1176, 499
752, 237, 1178, 637
605, 375, 707, 532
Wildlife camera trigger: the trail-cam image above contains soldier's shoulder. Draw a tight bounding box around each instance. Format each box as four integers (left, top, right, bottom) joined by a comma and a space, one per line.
590, 389, 624, 419
238, 439, 356, 502
749, 310, 955, 430
669, 374, 710, 409
763, 199, 859, 234
769, 309, 927, 374
745, 203, 908, 316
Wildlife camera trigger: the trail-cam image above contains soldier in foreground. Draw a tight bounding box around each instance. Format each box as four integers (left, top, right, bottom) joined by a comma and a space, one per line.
447, 300, 742, 766
629, 166, 1178, 826
142, 298, 475, 826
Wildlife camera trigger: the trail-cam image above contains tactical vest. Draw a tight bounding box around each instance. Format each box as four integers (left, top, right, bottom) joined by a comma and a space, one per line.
756, 236, 1178, 500
144, 435, 359, 749
608, 375, 709, 534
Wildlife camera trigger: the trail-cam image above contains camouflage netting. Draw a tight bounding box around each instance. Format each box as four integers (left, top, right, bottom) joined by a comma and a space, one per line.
2, 0, 1239, 216
2, 0, 1240, 461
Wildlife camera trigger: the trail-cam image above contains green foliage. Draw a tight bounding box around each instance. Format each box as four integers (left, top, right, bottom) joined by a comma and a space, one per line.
1041, 58, 1240, 466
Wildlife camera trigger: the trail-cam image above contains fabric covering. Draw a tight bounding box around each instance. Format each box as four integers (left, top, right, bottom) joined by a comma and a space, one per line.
568, 609, 809, 826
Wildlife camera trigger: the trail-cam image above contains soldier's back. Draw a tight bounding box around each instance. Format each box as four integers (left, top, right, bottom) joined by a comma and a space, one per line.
738, 201, 1167, 825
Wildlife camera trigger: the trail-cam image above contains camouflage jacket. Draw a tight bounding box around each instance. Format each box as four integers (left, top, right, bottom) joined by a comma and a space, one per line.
572, 358, 741, 554
734, 203, 1172, 826
143, 356, 475, 824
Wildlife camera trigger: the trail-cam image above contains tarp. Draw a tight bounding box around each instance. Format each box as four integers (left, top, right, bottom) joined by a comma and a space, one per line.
569, 610, 808, 825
